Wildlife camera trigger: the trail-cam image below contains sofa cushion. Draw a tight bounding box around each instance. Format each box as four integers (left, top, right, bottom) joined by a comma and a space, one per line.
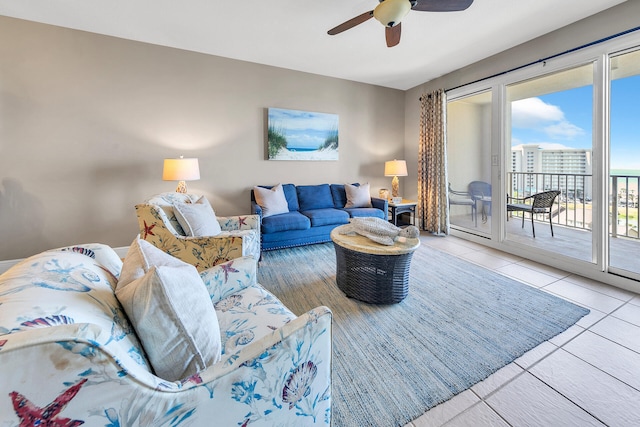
214, 285, 295, 356
0, 249, 151, 371
330, 183, 360, 208
301, 208, 350, 227
281, 183, 300, 211
344, 207, 386, 219
174, 196, 222, 237
297, 184, 334, 211
261, 211, 311, 234
116, 264, 222, 381
253, 184, 289, 218
200, 256, 257, 303
51, 243, 124, 280
344, 182, 372, 208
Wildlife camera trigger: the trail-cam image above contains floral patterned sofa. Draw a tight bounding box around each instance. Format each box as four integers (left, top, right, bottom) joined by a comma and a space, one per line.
136, 192, 261, 271
0, 243, 332, 426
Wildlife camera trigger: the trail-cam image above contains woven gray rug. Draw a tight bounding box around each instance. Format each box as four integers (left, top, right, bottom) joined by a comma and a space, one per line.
257, 242, 589, 426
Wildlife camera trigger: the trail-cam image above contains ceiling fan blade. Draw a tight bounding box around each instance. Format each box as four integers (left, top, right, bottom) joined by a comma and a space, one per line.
412, 0, 473, 12
328, 10, 374, 35
385, 24, 401, 48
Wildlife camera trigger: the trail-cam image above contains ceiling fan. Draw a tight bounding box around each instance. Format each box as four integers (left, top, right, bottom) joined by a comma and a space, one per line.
327, 0, 473, 48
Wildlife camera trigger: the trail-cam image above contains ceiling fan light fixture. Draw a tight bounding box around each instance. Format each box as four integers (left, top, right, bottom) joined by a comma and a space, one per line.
373, 0, 411, 27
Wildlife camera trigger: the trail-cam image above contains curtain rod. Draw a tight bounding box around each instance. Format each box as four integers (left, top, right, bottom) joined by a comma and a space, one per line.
419, 24, 640, 101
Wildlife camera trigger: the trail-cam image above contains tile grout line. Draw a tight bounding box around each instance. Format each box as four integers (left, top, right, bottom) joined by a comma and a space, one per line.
414, 235, 640, 426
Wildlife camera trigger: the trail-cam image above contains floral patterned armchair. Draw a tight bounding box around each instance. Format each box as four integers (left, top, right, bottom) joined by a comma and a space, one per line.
0, 243, 332, 426
136, 192, 261, 271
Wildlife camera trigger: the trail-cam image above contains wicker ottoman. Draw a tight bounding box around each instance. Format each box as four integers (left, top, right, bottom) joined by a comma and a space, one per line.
330, 225, 420, 304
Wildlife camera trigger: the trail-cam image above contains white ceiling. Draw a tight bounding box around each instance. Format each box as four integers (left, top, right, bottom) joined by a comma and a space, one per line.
0, 0, 627, 90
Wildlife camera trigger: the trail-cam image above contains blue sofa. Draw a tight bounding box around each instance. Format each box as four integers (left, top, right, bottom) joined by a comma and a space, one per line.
251, 183, 388, 251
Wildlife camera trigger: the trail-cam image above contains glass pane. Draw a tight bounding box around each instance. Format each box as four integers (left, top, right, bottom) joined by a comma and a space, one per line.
447, 91, 492, 236
506, 64, 593, 262
609, 49, 640, 278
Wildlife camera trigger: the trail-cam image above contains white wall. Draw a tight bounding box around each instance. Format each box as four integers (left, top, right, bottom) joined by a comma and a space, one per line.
446, 100, 485, 187
0, 16, 405, 260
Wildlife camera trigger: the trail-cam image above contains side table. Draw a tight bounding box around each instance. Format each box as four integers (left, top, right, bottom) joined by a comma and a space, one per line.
388, 199, 417, 226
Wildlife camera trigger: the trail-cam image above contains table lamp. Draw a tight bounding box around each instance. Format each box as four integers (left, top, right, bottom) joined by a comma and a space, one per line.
384, 159, 407, 202
162, 156, 200, 193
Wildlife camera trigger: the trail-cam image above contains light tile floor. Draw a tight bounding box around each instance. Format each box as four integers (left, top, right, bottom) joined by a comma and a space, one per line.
406, 233, 640, 427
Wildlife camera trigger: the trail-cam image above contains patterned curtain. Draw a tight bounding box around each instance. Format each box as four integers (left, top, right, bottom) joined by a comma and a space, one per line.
418, 89, 449, 235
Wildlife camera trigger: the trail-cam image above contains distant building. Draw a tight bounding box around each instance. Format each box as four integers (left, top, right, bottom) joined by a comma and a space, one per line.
511, 144, 592, 199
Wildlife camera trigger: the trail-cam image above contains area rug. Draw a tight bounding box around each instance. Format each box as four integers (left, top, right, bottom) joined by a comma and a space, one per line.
257, 241, 590, 426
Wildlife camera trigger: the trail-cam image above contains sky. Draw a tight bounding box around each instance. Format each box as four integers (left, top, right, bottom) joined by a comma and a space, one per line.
511, 74, 640, 170
268, 108, 338, 150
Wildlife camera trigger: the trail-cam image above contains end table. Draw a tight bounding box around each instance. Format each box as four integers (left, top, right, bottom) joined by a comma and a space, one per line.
388, 199, 417, 226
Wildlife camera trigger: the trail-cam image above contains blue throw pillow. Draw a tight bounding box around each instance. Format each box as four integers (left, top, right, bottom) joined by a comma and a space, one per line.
297, 184, 334, 211
282, 184, 300, 212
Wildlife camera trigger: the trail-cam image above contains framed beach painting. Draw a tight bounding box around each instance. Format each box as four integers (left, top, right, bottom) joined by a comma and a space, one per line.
267, 107, 339, 161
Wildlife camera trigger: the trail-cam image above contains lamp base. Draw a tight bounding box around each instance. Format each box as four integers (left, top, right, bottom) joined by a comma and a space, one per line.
391, 196, 403, 204
175, 181, 188, 193
391, 176, 400, 197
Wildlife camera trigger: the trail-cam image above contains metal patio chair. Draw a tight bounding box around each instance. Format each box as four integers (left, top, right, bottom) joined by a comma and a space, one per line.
506, 190, 561, 237
449, 183, 477, 226
469, 181, 491, 224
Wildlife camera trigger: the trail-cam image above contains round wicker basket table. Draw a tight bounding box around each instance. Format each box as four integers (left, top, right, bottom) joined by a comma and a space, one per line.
330, 224, 420, 304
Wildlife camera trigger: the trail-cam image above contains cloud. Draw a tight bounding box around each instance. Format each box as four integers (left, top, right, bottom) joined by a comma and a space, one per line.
511, 97, 584, 140
268, 108, 337, 131
512, 98, 563, 127
544, 121, 585, 139
511, 142, 570, 150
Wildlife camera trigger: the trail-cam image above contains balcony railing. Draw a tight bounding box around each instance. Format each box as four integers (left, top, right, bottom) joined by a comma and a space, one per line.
611, 174, 639, 239
507, 172, 639, 240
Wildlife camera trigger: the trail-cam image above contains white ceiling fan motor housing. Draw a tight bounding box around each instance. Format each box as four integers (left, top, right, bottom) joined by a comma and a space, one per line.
373, 0, 412, 27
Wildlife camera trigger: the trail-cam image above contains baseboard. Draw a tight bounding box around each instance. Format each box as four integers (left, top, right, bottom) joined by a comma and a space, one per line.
0, 246, 131, 275
113, 246, 129, 259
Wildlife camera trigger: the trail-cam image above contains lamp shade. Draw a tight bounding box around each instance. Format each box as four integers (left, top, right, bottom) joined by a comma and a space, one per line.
162, 157, 200, 181
384, 160, 408, 177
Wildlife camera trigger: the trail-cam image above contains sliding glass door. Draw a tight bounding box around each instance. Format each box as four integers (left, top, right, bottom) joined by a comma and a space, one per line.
609, 48, 640, 280
445, 31, 640, 290
506, 64, 594, 263
447, 91, 492, 236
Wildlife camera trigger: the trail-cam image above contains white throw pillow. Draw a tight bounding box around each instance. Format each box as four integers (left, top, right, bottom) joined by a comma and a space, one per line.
174, 196, 222, 237
118, 237, 186, 290
345, 183, 372, 208
253, 183, 289, 218
115, 264, 222, 381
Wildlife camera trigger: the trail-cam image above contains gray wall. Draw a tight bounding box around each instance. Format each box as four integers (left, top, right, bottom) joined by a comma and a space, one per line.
403, 0, 640, 202
0, 16, 405, 260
